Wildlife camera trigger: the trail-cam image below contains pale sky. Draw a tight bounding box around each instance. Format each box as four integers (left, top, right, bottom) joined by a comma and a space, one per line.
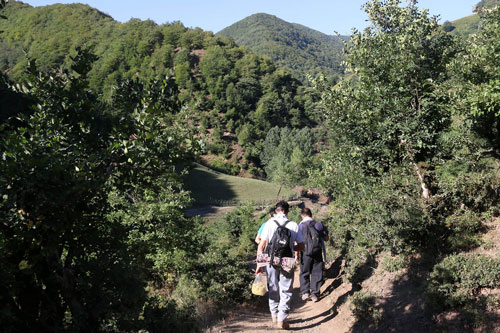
21, 0, 478, 35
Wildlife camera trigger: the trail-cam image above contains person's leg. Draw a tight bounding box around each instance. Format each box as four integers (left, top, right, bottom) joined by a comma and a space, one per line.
310, 255, 324, 297
266, 264, 279, 319
277, 268, 294, 323
299, 254, 313, 295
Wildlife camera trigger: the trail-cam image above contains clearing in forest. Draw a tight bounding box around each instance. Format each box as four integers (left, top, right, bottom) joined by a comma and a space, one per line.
184, 163, 296, 206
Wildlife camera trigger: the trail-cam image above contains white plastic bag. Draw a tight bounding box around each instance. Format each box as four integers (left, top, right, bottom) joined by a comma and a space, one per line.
251, 273, 268, 296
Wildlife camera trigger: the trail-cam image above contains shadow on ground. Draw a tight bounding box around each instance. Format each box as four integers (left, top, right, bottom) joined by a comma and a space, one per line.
185, 205, 220, 217
288, 255, 377, 331
219, 296, 270, 332
435, 307, 500, 332
350, 252, 436, 332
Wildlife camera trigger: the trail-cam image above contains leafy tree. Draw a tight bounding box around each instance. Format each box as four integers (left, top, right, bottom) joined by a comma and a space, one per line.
451, 5, 500, 148
0, 48, 200, 331
260, 126, 314, 184
316, 0, 456, 196
311, 0, 462, 275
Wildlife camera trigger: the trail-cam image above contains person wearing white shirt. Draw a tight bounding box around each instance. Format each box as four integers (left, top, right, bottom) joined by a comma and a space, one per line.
256, 201, 304, 330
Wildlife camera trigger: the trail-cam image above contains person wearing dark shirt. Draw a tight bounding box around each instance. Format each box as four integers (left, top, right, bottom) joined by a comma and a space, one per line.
298, 207, 329, 302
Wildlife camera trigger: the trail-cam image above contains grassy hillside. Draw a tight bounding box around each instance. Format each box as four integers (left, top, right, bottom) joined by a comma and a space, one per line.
184, 163, 296, 206
449, 14, 481, 36
217, 13, 346, 82
443, 0, 499, 37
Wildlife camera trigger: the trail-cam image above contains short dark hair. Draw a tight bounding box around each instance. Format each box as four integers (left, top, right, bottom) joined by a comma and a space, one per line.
301, 207, 312, 217
268, 207, 275, 216
275, 200, 289, 213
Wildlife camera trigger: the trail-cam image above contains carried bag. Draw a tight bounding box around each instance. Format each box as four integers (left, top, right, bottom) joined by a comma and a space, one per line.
256, 253, 296, 273
267, 220, 292, 266
303, 220, 322, 256
251, 273, 268, 296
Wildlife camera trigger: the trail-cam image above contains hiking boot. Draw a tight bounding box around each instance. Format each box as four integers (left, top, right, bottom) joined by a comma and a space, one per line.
310, 294, 319, 302
277, 321, 290, 329
301, 293, 310, 301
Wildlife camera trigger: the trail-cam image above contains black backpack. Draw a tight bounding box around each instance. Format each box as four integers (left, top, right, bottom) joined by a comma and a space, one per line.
267, 220, 293, 265
303, 220, 322, 257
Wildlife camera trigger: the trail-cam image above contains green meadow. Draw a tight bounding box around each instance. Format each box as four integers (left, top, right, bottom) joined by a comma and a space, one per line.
184, 164, 296, 206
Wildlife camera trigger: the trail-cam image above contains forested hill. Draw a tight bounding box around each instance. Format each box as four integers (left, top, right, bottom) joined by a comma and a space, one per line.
217, 13, 346, 82
0, 1, 318, 180
0, 1, 116, 80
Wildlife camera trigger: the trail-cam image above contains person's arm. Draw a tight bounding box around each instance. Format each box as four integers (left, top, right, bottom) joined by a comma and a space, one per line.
294, 224, 305, 252
257, 239, 267, 254
255, 234, 261, 244
322, 224, 330, 241
294, 242, 304, 252
255, 239, 268, 274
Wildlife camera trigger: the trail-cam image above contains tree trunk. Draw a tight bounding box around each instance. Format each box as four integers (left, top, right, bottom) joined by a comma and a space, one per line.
413, 162, 430, 200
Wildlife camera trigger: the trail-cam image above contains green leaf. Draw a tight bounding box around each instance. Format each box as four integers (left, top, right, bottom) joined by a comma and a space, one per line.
18, 260, 31, 270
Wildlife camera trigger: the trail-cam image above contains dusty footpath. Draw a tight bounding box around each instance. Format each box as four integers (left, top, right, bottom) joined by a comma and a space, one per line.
207, 259, 355, 333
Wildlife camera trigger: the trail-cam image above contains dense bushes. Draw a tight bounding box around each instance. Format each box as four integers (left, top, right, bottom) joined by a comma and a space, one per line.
427, 254, 500, 312
0, 46, 263, 331
349, 291, 382, 327
312, 6, 500, 324
323, 165, 430, 278
206, 157, 241, 175
172, 205, 257, 314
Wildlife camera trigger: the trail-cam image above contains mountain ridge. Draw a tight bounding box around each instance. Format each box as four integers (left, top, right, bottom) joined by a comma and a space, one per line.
217, 13, 346, 82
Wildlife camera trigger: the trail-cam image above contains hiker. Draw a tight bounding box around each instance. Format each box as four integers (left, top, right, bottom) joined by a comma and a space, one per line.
255, 207, 275, 244
298, 207, 329, 302
256, 201, 303, 329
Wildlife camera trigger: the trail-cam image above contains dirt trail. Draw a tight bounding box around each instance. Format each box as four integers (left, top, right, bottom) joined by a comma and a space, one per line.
206, 215, 500, 332
208, 259, 355, 333
206, 200, 351, 332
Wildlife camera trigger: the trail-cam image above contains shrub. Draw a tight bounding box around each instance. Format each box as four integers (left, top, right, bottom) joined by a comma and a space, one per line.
207, 204, 257, 256
350, 291, 382, 327
143, 294, 199, 333
426, 253, 500, 312
179, 205, 257, 309
207, 157, 240, 175
434, 159, 500, 213
444, 209, 484, 251
191, 251, 253, 304
321, 165, 429, 281
206, 141, 225, 154
381, 253, 409, 272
